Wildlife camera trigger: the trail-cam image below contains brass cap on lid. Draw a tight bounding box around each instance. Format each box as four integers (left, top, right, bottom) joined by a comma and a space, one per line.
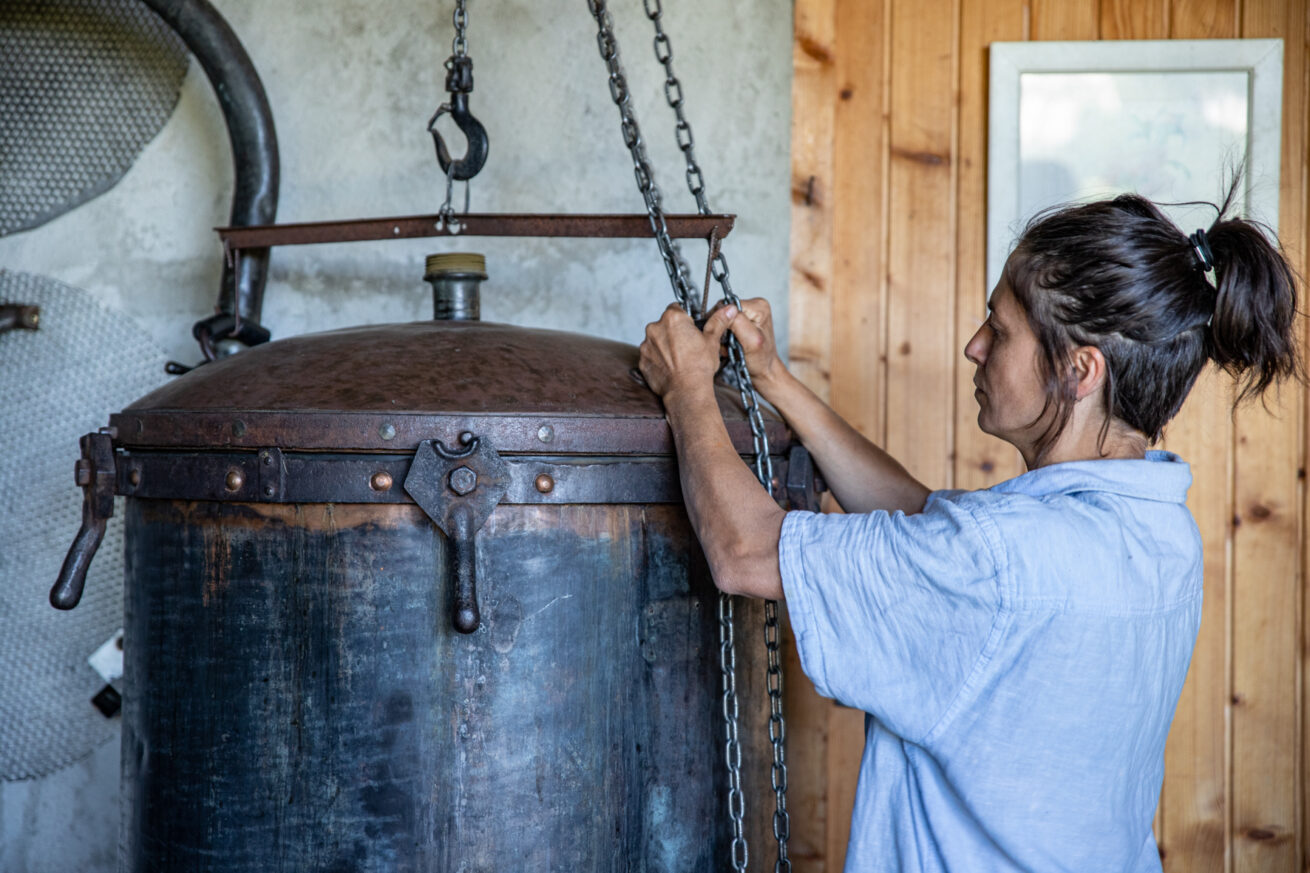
425, 252, 487, 278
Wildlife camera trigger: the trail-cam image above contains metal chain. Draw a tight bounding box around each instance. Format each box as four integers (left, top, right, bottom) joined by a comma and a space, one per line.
584, 2, 744, 866
587, 2, 791, 868
640, 2, 790, 869
585, 0, 701, 319
718, 591, 750, 872
435, 0, 473, 231
450, 0, 468, 58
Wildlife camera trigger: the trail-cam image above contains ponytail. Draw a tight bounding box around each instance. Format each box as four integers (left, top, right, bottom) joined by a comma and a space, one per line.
1205, 213, 1302, 403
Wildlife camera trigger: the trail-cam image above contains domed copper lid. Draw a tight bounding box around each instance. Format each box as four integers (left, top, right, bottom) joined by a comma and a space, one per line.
112, 320, 785, 454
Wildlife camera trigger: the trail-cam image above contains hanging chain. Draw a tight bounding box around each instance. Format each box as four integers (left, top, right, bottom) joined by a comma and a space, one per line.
443, 0, 469, 226
434, 0, 476, 231
587, 2, 791, 869
586, 0, 701, 319
718, 591, 750, 872
450, 0, 468, 58
641, 1, 790, 869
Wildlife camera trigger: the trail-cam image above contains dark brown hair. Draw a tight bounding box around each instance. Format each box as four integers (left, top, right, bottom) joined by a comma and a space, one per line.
1004, 187, 1302, 452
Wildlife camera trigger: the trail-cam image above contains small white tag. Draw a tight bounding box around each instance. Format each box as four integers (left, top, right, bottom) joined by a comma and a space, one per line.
88, 629, 124, 683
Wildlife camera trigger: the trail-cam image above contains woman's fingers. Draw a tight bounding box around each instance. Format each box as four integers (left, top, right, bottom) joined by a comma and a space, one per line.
638, 305, 723, 397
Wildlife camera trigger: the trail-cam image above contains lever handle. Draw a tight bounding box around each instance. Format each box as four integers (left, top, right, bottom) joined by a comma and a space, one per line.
404, 435, 510, 635
448, 503, 480, 634
50, 432, 117, 610
51, 513, 108, 610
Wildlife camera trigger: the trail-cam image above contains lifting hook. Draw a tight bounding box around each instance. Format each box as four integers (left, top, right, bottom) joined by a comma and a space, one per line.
429, 56, 488, 181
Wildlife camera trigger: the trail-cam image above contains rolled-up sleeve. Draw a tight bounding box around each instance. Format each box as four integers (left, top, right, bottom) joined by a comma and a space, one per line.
779, 491, 1004, 743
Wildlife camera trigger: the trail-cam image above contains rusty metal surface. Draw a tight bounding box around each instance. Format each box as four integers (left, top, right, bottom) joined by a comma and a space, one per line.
121, 498, 772, 871
115, 321, 786, 453
216, 212, 735, 251
113, 449, 798, 505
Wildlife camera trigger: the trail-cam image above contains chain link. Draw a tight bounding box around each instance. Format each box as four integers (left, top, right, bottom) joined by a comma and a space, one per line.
450, 0, 468, 58
585, 0, 701, 319
641, 2, 790, 869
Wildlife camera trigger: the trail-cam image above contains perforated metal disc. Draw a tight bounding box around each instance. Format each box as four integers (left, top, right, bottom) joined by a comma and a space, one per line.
0, 271, 168, 780
0, 0, 188, 237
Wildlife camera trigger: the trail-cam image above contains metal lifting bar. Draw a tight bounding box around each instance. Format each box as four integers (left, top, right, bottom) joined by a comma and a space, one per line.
216, 212, 735, 255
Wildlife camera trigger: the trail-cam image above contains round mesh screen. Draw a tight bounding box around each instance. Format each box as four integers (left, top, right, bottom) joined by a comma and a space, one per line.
0, 271, 168, 780
0, 0, 188, 237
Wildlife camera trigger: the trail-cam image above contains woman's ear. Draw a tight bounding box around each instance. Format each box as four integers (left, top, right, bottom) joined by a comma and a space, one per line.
1071, 345, 1108, 401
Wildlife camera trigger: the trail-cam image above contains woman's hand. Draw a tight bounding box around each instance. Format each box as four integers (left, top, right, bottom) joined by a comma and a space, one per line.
639, 303, 735, 400
720, 297, 785, 388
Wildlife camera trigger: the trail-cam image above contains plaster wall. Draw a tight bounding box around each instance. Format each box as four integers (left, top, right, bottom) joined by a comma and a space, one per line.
0, 1, 792, 869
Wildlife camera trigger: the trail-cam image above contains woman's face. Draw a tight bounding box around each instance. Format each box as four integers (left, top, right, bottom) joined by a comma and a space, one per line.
963, 274, 1053, 454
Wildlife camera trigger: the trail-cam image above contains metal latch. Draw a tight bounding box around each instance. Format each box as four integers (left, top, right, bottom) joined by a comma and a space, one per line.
785, 444, 825, 512
50, 431, 117, 610
404, 433, 510, 634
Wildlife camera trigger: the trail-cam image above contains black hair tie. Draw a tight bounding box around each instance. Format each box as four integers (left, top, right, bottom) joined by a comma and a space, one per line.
1189, 229, 1215, 273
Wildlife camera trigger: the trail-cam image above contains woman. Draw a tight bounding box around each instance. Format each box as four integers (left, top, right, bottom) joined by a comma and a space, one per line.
638, 192, 1300, 871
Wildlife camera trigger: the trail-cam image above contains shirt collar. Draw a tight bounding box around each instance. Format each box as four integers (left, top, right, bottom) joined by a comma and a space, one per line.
988, 450, 1192, 504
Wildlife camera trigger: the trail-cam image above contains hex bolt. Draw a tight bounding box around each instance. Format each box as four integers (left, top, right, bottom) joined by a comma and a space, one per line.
448, 466, 477, 495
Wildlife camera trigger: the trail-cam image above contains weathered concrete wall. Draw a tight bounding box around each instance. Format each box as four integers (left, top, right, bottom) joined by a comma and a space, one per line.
0, 1, 791, 870
0, 0, 791, 362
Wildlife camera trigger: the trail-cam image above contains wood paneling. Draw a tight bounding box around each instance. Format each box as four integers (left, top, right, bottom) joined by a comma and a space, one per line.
954, 0, 1025, 491
1100, 0, 1167, 40
1231, 1, 1306, 870
789, 0, 838, 403
884, 0, 959, 488
787, 1, 1310, 870
1030, 0, 1098, 40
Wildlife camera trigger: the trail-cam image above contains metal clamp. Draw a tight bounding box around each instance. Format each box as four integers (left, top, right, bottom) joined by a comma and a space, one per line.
50, 431, 117, 610
784, 445, 824, 512
403, 434, 509, 633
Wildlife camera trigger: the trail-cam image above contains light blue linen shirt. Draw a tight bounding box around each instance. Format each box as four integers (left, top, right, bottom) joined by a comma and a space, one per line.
779, 451, 1202, 872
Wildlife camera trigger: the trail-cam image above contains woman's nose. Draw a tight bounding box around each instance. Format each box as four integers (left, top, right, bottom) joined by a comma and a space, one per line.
964, 325, 988, 366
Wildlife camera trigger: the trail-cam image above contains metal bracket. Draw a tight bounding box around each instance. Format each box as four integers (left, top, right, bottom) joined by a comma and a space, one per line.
257, 447, 286, 500
403, 434, 510, 634
51, 431, 117, 610
784, 445, 825, 512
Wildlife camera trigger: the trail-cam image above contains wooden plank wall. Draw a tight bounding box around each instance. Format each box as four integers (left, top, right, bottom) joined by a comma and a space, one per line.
785, 0, 1308, 870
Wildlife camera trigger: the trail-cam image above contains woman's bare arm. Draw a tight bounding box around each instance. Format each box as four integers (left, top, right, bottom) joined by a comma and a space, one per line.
639, 306, 784, 599
728, 299, 930, 515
